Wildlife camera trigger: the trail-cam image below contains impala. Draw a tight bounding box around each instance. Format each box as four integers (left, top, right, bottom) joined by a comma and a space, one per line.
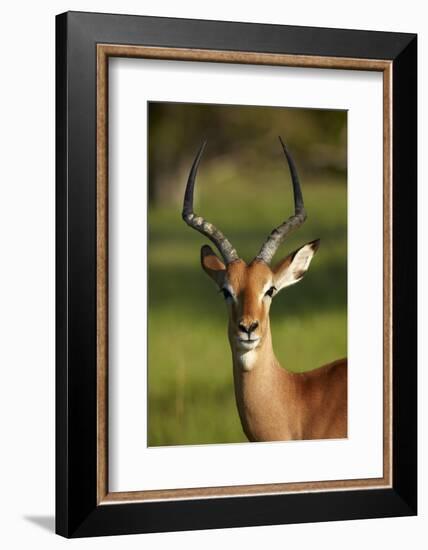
182, 138, 347, 441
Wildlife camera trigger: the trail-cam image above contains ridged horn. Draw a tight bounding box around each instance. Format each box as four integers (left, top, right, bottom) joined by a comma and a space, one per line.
182, 141, 239, 264
255, 137, 307, 264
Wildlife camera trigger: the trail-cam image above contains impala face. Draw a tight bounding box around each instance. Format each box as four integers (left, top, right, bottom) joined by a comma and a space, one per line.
201, 252, 273, 351
200, 241, 320, 352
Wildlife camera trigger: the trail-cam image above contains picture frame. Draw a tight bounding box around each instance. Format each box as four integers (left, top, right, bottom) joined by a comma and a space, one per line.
56, 11, 417, 538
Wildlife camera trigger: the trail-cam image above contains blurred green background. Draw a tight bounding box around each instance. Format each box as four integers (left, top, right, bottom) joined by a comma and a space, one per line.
147, 102, 347, 446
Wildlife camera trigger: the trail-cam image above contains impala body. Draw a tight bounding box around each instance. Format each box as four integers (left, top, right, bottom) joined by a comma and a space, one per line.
182, 138, 347, 441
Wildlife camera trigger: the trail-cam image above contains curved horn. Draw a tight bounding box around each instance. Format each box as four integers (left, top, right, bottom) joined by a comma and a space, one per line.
255, 137, 307, 264
182, 141, 239, 264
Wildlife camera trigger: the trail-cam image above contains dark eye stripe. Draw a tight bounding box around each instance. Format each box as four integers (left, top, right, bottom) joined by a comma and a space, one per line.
221, 288, 232, 300
265, 286, 276, 298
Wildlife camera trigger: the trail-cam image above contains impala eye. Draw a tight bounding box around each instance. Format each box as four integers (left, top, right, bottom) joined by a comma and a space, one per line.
265, 286, 276, 298
220, 288, 232, 300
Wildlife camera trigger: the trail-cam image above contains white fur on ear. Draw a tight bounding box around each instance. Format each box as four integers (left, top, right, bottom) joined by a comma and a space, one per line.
274, 240, 320, 291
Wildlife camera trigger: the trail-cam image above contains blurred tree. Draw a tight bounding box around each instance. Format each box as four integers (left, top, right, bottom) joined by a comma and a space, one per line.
148, 102, 346, 207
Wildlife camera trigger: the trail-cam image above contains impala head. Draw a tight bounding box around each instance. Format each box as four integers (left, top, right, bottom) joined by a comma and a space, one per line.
182, 138, 320, 353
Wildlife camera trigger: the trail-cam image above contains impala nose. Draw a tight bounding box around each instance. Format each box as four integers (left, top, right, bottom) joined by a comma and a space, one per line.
238, 321, 259, 336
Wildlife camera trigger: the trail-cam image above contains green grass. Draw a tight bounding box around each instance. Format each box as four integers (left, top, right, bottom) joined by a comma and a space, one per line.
147, 167, 347, 446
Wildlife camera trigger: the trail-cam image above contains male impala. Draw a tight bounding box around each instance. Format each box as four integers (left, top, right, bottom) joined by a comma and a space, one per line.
182, 138, 347, 441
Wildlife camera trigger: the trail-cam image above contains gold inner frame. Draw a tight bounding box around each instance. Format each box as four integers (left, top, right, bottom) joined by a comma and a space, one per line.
96, 44, 393, 505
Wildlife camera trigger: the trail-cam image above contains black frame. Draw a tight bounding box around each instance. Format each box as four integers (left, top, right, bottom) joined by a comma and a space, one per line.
56, 11, 417, 538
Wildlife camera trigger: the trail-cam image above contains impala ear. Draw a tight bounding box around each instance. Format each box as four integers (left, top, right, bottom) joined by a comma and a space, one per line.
201, 245, 226, 287
273, 239, 320, 291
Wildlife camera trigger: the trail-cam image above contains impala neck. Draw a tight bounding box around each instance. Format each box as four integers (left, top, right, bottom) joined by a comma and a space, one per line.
228, 319, 298, 441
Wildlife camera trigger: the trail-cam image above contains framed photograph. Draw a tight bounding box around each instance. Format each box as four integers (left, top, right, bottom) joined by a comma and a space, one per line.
56, 11, 417, 538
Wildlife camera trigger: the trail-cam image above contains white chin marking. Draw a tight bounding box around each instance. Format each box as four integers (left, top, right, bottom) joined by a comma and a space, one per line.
238, 349, 257, 372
